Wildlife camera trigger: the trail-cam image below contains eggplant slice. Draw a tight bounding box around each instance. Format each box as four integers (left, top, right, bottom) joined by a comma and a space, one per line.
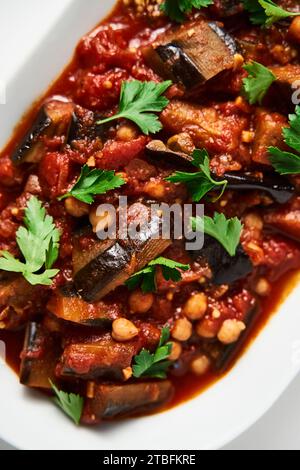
68, 105, 108, 144
57, 335, 139, 381
222, 171, 295, 205
0, 275, 43, 330
46, 284, 122, 326
143, 19, 238, 93
12, 99, 74, 164
20, 322, 61, 389
82, 381, 174, 424
190, 235, 253, 285
73, 202, 172, 302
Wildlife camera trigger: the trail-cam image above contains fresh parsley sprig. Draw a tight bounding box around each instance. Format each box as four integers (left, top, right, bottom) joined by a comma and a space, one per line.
0, 197, 60, 286
242, 61, 276, 105
50, 380, 84, 425
166, 149, 227, 202
161, 0, 213, 22
126, 257, 190, 293
97, 80, 172, 135
192, 213, 243, 257
243, 0, 299, 27
269, 106, 300, 174
59, 165, 126, 204
132, 327, 173, 379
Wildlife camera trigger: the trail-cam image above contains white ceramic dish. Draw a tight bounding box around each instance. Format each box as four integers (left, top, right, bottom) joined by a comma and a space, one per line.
1, 0, 300, 451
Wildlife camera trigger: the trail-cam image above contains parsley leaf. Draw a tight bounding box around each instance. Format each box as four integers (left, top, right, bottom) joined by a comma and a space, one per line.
0, 197, 60, 286
242, 0, 268, 25
269, 148, 300, 174
97, 80, 172, 135
166, 149, 227, 202
126, 257, 190, 293
132, 327, 173, 379
59, 165, 126, 204
50, 380, 84, 425
192, 213, 243, 257
269, 106, 300, 175
283, 105, 300, 154
243, 0, 299, 27
242, 61, 276, 104
161, 0, 213, 22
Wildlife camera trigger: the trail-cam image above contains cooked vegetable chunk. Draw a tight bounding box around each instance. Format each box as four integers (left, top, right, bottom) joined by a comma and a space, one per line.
252, 110, 287, 165
57, 335, 139, 381
82, 381, 174, 424
20, 322, 61, 389
0, 275, 43, 330
47, 285, 122, 326
264, 197, 300, 242
161, 100, 247, 154
73, 203, 171, 302
190, 235, 253, 285
12, 100, 74, 164
144, 19, 237, 93
269, 65, 300, 102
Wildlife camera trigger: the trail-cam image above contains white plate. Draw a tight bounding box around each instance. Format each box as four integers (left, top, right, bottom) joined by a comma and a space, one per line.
0, 0, 300, 451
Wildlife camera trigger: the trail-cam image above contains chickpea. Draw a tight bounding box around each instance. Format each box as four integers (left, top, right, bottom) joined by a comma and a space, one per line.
112, 318, 139, 342
144, 180, 166, 200
241, 130, 255, 144
86, 381, 95, 399
244, 213, 263, 231
117, 124, 138, 142
89, 207, 114, 234
183, 293, 207, 321
255, 277, 271, 297
122, 367, 133, 381
217, 319, 246, 345
196, 318, 218, 339
168, 341, 182, 361
289, 17, 300, 44
190, 355, 211, 376
64, 197, 89, 218
233, 53, 244, 70
167, 133, 195, 154
129, 290, 154, 314
171, 318, 193, 342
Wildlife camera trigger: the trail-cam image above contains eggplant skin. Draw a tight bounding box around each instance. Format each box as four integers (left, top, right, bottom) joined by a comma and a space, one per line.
12, 108, 51, 164
73, 203, 171, 302
68, 106, 107, 143
223, 171, 295, 205
82, 381, 174, 424
144, 19, 237, 93
190, 235, 253, 285
74, 242, 132, 303
155, 43, 207, 87
57, 338, 139, 381
47, 284, 121, 326
12, 100, 74, 165
20, 322, 61, 389
146, 140, 194, 168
